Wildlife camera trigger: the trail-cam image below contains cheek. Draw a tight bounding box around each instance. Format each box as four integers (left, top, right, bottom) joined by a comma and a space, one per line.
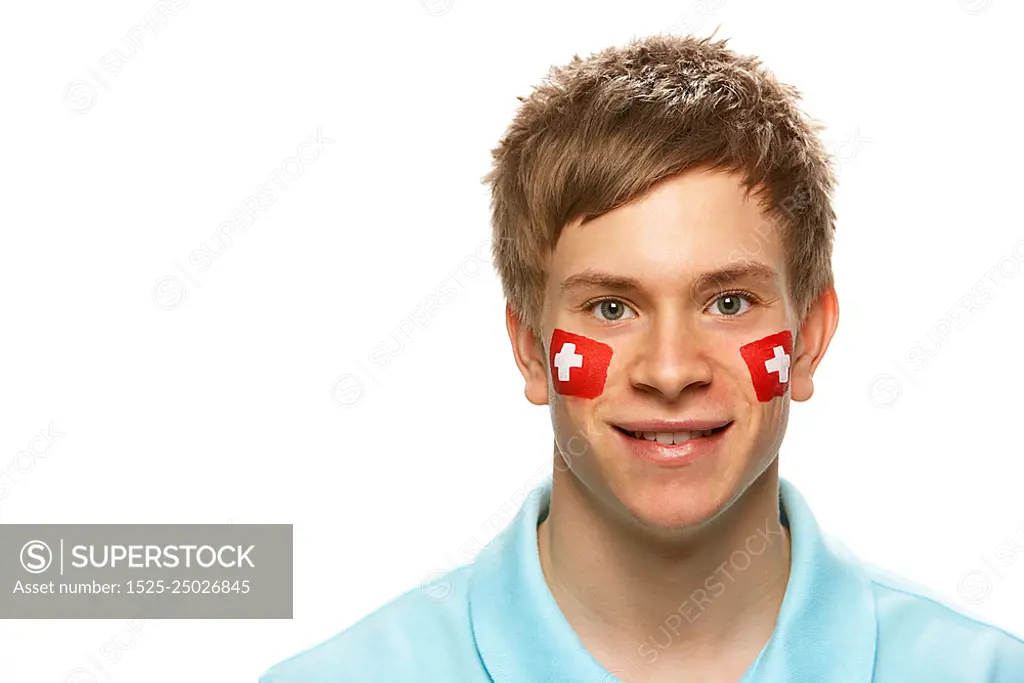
738, 330, 794, 402
546, 328, 617, 474
549, 328, 614, 399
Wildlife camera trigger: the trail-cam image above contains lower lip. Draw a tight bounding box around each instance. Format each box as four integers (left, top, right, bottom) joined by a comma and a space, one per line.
614, 424, 730, 467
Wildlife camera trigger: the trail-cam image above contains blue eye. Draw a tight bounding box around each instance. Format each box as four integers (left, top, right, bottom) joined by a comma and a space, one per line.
708, 292, 753, 317
589, 299, 637, 322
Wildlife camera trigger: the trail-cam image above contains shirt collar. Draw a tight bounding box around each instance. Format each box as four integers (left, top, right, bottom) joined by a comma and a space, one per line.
468, 476, 877, 682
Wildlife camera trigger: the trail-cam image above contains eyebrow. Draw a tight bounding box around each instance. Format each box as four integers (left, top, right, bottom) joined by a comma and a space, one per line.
559, 261, 781, 298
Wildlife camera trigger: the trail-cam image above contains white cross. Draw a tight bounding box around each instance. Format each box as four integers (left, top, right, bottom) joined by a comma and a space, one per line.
764, 345, 790, 383
553, 342, 584, 382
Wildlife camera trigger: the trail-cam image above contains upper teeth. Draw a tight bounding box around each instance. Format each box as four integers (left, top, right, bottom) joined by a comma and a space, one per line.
628, 429, 715, 444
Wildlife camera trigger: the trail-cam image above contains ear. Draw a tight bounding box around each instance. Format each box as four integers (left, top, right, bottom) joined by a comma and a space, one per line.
790, 287, 839, 402
506, 302, 549, 406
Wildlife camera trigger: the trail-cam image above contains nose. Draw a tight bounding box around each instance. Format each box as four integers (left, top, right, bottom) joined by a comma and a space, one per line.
629, 312, 713, 400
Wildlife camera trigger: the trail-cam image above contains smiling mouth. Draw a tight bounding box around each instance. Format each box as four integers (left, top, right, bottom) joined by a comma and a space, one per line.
612, 424, 731, 445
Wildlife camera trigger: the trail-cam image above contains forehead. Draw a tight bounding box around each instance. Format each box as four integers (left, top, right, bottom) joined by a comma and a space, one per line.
549, 169, 785, 283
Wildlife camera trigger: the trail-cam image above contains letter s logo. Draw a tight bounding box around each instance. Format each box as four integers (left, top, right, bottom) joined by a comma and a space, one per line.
20, 540, 52, 574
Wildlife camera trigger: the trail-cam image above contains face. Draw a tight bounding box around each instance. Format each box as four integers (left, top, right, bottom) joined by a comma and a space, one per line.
508, 167, 838, 531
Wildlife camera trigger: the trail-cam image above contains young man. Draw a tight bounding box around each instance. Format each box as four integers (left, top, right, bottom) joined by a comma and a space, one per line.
261, 34, 1024, 682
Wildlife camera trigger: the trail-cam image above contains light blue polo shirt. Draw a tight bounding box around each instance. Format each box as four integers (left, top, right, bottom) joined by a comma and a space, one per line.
260, 476, 1024, 682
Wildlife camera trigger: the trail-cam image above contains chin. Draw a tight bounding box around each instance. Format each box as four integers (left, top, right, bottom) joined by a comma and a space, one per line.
613, 475, 737, 532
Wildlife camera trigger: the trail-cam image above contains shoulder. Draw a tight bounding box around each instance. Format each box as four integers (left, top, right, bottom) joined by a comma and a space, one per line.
862, 560, 1024, 682
259, 563, 485, 683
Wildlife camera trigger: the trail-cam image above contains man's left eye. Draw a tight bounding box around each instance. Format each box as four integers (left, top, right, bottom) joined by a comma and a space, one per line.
590, 299, 637, 322
709, 293, 753, 317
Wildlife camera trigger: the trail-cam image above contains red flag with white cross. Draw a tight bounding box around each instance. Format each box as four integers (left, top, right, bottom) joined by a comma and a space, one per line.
549, 329, 613, 399
739, 330, 794, 402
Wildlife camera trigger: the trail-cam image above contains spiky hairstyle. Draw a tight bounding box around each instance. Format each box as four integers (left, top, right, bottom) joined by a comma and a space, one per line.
481, 33, 836, 336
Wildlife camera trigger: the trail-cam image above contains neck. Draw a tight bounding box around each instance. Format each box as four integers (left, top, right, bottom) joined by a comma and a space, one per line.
537, 456, 791, 674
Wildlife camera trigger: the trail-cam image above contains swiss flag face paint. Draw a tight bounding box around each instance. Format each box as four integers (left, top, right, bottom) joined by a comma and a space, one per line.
739, 330, 794, 402
549, 329, 613, 399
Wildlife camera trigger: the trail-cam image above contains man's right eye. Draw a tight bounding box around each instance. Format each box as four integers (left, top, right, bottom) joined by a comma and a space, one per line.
588, 298, 637, 322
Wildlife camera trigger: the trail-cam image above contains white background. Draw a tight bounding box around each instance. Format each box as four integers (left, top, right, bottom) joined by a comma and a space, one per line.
2, 0, 1023, 680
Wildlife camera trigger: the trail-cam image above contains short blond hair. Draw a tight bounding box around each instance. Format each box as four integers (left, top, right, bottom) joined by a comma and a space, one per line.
481, 33, 837, 335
